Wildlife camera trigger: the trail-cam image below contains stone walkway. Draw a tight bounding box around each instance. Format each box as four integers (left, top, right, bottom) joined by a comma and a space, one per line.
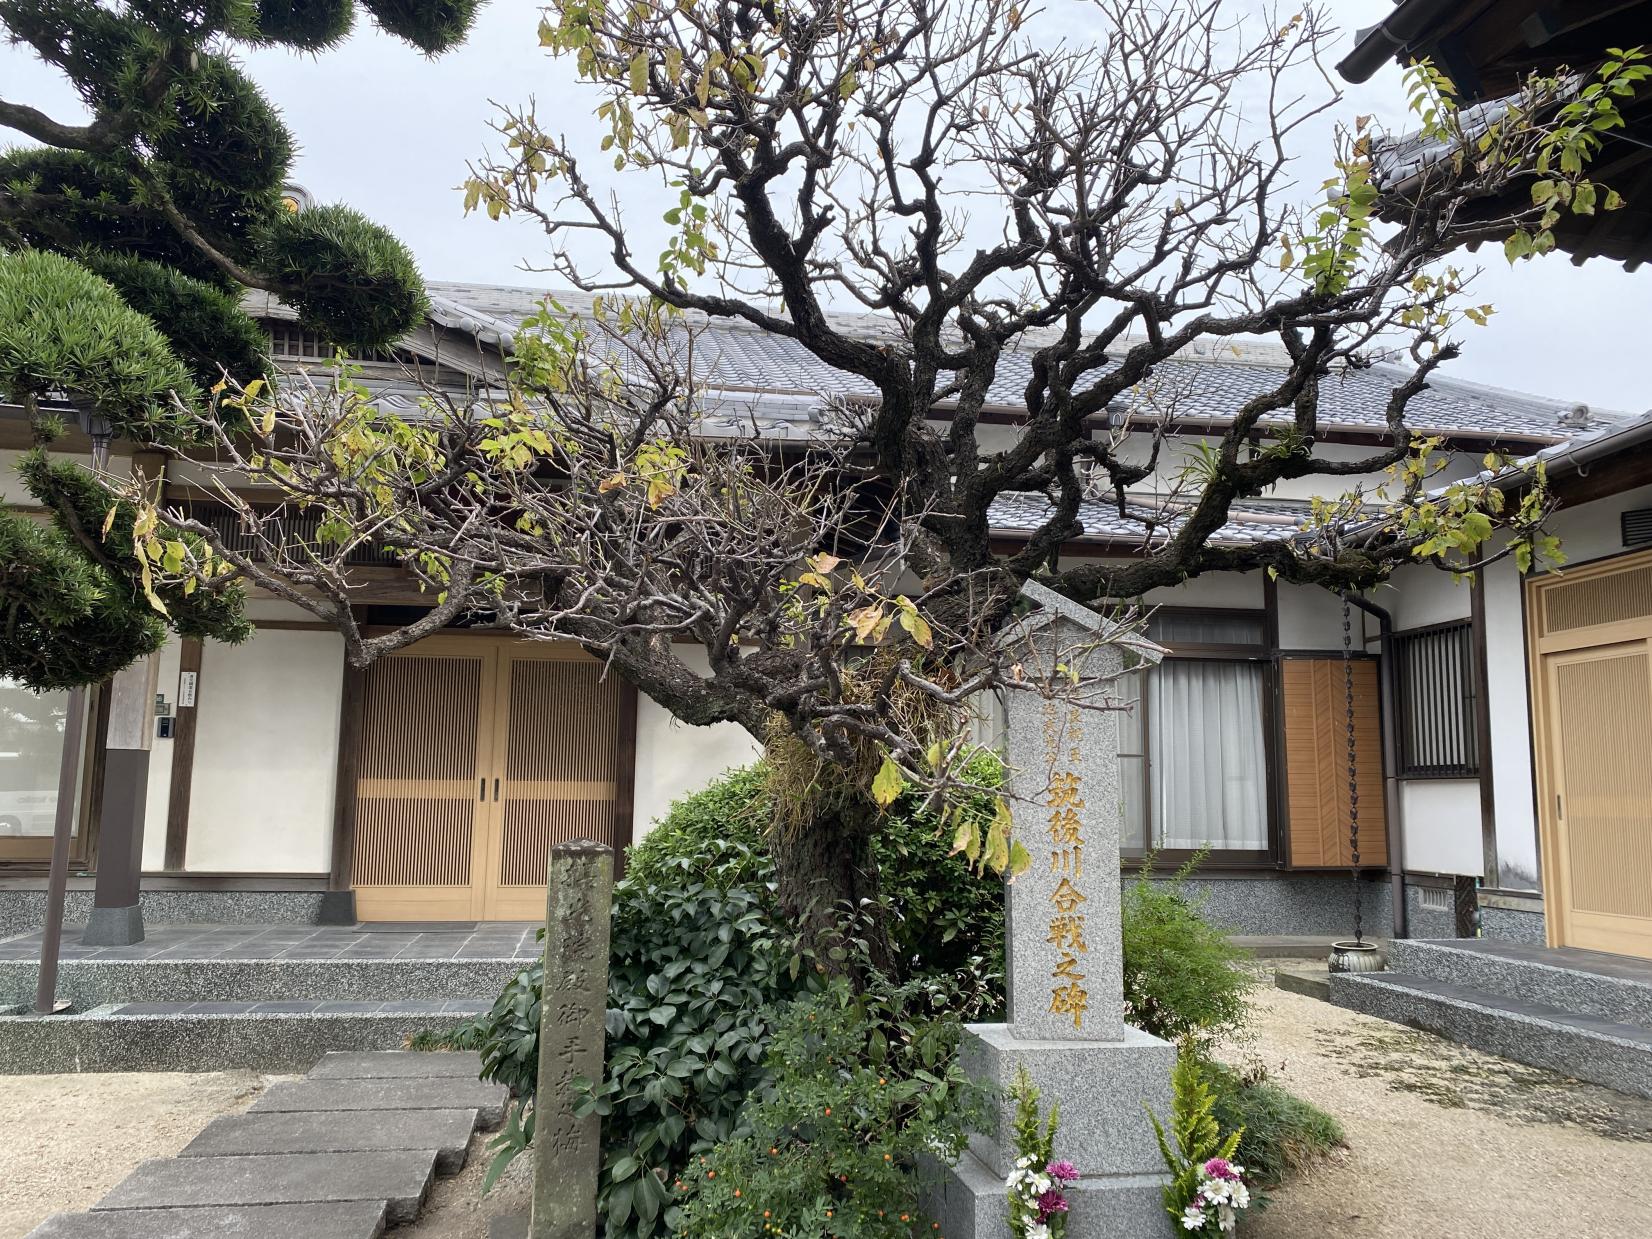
24, 1051, 506, 1238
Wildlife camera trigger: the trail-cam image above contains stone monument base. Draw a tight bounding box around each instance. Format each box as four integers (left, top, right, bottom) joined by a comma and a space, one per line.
927, 1023, 1177, 1239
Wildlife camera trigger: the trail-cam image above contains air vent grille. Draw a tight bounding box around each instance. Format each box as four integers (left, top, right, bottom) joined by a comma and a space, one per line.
1624, 507, 1652, 549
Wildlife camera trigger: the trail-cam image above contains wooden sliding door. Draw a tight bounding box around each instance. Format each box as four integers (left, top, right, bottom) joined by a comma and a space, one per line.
1529, 550, 1652, 961
351, 636, 629, 922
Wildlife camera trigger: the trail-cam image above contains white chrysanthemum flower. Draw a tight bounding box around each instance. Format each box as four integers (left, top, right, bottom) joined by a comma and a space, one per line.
1028, 1224, 1051, 1239
1180, 1204, 1206, 1231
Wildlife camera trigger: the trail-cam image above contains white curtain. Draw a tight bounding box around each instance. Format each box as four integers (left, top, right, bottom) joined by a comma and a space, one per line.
1147, 661, 1268, 850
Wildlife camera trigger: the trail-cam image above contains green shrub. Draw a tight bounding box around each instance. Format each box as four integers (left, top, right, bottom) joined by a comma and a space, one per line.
1120, 853, 1252, 1051
1207, 1060, 1344, 1191
442, 839, 802, 1238
674, 974, 984, 1239
624, 765, 771, 891
629, 758, 1005, 993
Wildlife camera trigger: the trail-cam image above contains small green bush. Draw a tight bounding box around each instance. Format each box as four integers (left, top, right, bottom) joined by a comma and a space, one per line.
1207, 1060, 1344, 1191
674, 973, 984, 1239
1120, 853, 1252, 1051
441, 841, 799, 1238
628, 758, 1005, 992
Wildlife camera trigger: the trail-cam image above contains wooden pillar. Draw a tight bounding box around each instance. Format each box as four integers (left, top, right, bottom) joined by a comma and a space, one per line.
323, 656, 367, 924
83, 653, 159, 944
162, 639, 203, 872
84, 449, 166, 946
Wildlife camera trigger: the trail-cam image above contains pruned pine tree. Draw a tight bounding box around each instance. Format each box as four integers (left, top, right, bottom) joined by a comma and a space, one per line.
0, 0, 484, 688
90, 1, 1645, 940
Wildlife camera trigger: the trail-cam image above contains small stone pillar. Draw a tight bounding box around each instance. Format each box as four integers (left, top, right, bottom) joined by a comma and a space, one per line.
529, 839, 613, 1239
930, 584, 1176, 1239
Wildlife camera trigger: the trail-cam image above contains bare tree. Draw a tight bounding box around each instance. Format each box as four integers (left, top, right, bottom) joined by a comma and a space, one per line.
83, 0, 1643, 941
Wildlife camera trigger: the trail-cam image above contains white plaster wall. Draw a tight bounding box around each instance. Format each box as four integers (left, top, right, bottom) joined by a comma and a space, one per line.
631, 648, 763, 839
1475, 486, 1652, 893
1141, 572, 1264, 609
1, 446, 134, 505
1399, 780, 1484, 876
1383, 563, 1473, 630
139, 638, 183, 872
1547, 481, 1652, 563
185, 629, 344, 872
1481, 554, 1539, 888
1276, 580, 1368, 651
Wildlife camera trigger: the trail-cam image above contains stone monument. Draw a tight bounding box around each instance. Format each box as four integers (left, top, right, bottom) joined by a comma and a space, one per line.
929, 583, 1176, 1239
529, 839, 613, 1239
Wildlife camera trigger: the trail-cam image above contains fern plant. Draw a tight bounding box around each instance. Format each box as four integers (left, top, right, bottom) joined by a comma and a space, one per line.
1147, 1051, 1250, 1236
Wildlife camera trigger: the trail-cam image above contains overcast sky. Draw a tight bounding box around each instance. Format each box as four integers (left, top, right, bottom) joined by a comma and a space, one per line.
4, 0, 1650, 413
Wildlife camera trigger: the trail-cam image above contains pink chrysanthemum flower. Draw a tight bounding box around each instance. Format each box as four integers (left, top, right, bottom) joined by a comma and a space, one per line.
1045, 1160, 1079, 1184
1036, 1189, 1070, 1219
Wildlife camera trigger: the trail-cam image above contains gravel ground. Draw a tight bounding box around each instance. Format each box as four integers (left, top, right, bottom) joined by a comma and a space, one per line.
0, 1069, 277, 1239
1224, 972, 1652, 1238
7, 981, 1652, 1238
405, 1132, 533, 1238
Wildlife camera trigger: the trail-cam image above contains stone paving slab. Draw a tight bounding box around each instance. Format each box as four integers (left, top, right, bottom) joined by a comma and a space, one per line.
181, 1107, 477, 1175
27, 1201, 386, 1239
309, 1049, 485, 1079
251, 1076, 508, 1127
96, 1150, 435, 1226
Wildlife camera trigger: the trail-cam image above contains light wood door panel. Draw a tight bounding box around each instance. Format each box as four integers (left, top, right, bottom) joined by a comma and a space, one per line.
351, 639, 497, 921
480, 646, 624, 921
351, 636, 624, 922
1542, 640, 1652, 960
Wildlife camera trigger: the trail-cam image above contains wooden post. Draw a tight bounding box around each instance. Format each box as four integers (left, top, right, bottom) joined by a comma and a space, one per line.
529, 839, 613, 1239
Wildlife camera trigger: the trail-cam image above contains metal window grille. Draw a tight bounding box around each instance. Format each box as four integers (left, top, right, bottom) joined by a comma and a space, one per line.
1394, 620, 1479, 777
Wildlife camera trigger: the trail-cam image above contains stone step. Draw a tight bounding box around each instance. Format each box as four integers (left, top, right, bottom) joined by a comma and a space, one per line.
252, 1075, 509, 1128
1329, 972, 1652, 1100
1388, 938, 1652, 1030
310, 1049, 487, 1079
181, 1108, 477, 1175
0, 956, 526, 1007
1273, 965, 1331, 1001
95, 1150, 437, 1226
26, 1201, 388, 1239
0, 1003, 486, 1074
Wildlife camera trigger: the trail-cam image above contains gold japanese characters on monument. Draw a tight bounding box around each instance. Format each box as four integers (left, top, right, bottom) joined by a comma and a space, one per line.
1043, 700, 1090, 1029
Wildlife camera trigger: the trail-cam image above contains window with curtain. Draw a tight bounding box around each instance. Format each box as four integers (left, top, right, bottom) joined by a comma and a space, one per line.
1117, 611, 1272, 855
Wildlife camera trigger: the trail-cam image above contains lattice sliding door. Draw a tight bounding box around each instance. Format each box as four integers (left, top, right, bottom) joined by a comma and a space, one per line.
351, 642, 495, 920
481, 648, 623, 920
1529, 548, 1652, 961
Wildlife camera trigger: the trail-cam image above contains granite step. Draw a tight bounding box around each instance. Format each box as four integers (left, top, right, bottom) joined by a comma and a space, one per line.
1388, 938, 1652, 1030
26, 1202, 388, 1239
1329, 971, 1652, 1100
252, 1075, 509, 1128
95, 1150, 437, 1226
0, 956, 526, 1007
182, 1108, 477, 1175
310, 1049, 489, 1079
0, 1002, 487, 1074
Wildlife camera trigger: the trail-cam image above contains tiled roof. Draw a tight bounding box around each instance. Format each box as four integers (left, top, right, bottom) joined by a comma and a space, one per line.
419, 282, 1617, 445
986, 492, 1311, 547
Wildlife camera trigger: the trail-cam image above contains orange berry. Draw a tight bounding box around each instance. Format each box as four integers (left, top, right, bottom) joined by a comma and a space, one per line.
733, 1190, 741, 1198
706, 1171, 715, 1180
823, 1107, 832, 1116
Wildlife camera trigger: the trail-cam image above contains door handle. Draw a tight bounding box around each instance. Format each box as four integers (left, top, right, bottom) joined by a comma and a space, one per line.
494, 777, 501, 802
479, 778, 486, 802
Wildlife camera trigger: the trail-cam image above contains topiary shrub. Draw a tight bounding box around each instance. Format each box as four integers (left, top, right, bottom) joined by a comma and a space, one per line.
1120, 852, 1253, 1052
